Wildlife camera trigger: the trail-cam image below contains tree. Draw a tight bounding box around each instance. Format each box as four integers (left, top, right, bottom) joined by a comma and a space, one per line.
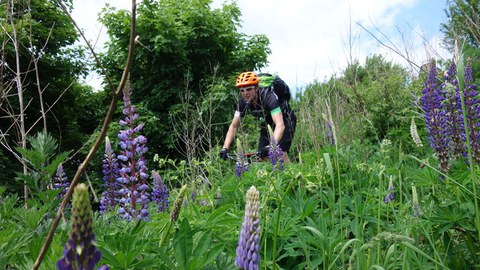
99, 0, 270, 158
0, 0, 102, 194
297, 55, 411, 148
441, 0, 480, 50
441, 0, 480, 83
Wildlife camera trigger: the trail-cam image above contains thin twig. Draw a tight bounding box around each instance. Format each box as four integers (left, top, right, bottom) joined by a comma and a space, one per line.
32, 0, 137, 268
356, 22, 422, 71
8, 0, 29, 203
54, 0, 115, 94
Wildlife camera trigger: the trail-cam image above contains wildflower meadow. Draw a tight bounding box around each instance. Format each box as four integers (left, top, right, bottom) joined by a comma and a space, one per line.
1, 0, 480, 269
2, 54, 480, 269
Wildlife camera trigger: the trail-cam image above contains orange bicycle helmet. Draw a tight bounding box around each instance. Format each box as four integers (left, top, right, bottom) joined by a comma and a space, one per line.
235, 71, 259, 87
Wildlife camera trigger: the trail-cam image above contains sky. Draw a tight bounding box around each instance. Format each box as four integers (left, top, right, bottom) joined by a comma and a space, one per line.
71, 0, 450, 95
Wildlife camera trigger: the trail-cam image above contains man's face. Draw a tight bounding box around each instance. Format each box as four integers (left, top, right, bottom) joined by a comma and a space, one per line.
239, 85, 257, 103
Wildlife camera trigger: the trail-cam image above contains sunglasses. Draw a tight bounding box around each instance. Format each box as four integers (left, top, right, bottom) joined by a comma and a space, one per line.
240, 86, 256, 93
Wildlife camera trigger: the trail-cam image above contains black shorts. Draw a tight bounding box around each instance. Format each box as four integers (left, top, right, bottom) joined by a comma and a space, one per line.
258, 111, 297, 153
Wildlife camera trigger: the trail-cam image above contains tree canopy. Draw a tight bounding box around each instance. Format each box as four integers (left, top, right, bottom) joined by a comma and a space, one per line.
99, 0, 270, 157
0, 0, 102, 190
441, 0, 480, 50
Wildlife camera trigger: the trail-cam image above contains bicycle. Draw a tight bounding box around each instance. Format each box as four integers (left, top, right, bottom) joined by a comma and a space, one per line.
226, 151, 267, 164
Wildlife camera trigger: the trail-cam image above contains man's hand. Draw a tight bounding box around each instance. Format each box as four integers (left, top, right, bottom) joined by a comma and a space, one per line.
259, 145, 270, 159
219, 148, 229, 160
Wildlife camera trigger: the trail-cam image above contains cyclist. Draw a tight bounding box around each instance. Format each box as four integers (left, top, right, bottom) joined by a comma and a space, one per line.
219, 71, 297, 163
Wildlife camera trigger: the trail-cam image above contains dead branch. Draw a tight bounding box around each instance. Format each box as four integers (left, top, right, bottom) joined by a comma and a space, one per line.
32, 0, 138, 268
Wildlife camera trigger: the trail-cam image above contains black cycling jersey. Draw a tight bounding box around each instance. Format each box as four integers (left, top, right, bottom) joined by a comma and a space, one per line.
237, 90, 293, 127
236, 90, 297, 153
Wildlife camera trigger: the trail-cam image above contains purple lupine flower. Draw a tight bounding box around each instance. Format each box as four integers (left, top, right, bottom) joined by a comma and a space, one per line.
151, 171, 170, 213
190, 188, 198, 203
116, 85, 150, 221
53, 164, 70, 200
235, 152, 249, 177
325, 120, 335, 145
235, 186, 261, 270
268, 143, 284, 171
384, 177, 394, 204
443, 62, 465, 158
100, 137, 120, 213
235, 139, 249, 177
57, 184, 102, 270
266, 125, 284, 171
460, 61, 480, 164
421, 60, 451, 173
199, 199, 209, 206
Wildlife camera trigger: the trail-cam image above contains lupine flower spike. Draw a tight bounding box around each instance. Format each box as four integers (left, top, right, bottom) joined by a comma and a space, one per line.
56, 183, 104, 270
322, 101, 337, 146
384, 176, 394, 204
443, 61, 464, 158
325, 120, 335, 145
421, 60, 450, 173
412, 185, 421, 217
460, 60, 480, 163
235, 186, 261, 270
151, 171, 170, 213
267, 125, 284, 171
99, 136, 120, 213
170, 184, 188, 222
116, 84, 150, 221
235, 138, 249, 177
53, 164, 70, 201
410, 118, 423, 147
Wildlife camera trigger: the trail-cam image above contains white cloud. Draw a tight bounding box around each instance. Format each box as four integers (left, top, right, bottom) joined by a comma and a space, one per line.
214, 0, 448, 94
72, 0, 133, 88
72, 0, 131, 48
72, 0, 449, 93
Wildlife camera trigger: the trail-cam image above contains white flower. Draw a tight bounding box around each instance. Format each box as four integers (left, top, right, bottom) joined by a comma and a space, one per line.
410, 118, 423, 147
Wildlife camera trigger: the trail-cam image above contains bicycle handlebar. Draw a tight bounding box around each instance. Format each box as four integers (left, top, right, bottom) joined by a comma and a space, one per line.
226, 151, 264, 162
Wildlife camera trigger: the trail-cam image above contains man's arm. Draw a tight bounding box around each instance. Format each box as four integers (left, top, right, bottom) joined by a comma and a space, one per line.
223, 113, 241, 149
271, 111, 285, 144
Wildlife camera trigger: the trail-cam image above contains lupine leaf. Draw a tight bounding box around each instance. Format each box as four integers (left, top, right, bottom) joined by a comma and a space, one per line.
45, 151, 71, 176
174, 218, 193, 270
153, 248, 176, 270
192, 231, 211, 261
201, 243, 225, 267
323, 152, 334, 182
400, 241, 448, 268
206, 204, 231, 223
98, 247, 122, 267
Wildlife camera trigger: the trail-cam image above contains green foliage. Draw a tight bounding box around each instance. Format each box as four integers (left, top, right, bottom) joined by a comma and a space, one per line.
14, 132, 71, 198
441, 0, 480, 83
295, 54, 415, 156
172, 218, 225, 270
97, 221, 160, 269
2, 1, 480, 269
0, 189, 59, 270
2, 129, 480, 269
0, 0, 104, 194
441, 0, 480, 50
99, 0, 270, 157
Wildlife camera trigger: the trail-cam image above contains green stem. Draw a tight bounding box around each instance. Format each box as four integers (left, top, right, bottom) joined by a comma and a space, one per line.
159, 221, 172, 248
377, 174, 382, 265
457, 56, 480, 241
271, 177, 299, 270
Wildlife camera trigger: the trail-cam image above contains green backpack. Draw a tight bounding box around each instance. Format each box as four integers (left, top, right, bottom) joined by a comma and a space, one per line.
257, 73, 291, 102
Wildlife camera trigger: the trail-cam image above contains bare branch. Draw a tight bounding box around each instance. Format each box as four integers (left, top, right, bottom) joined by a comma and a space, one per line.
32, 0, 138, 268
54, 0, 115, 94
356, 22, 422, 71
